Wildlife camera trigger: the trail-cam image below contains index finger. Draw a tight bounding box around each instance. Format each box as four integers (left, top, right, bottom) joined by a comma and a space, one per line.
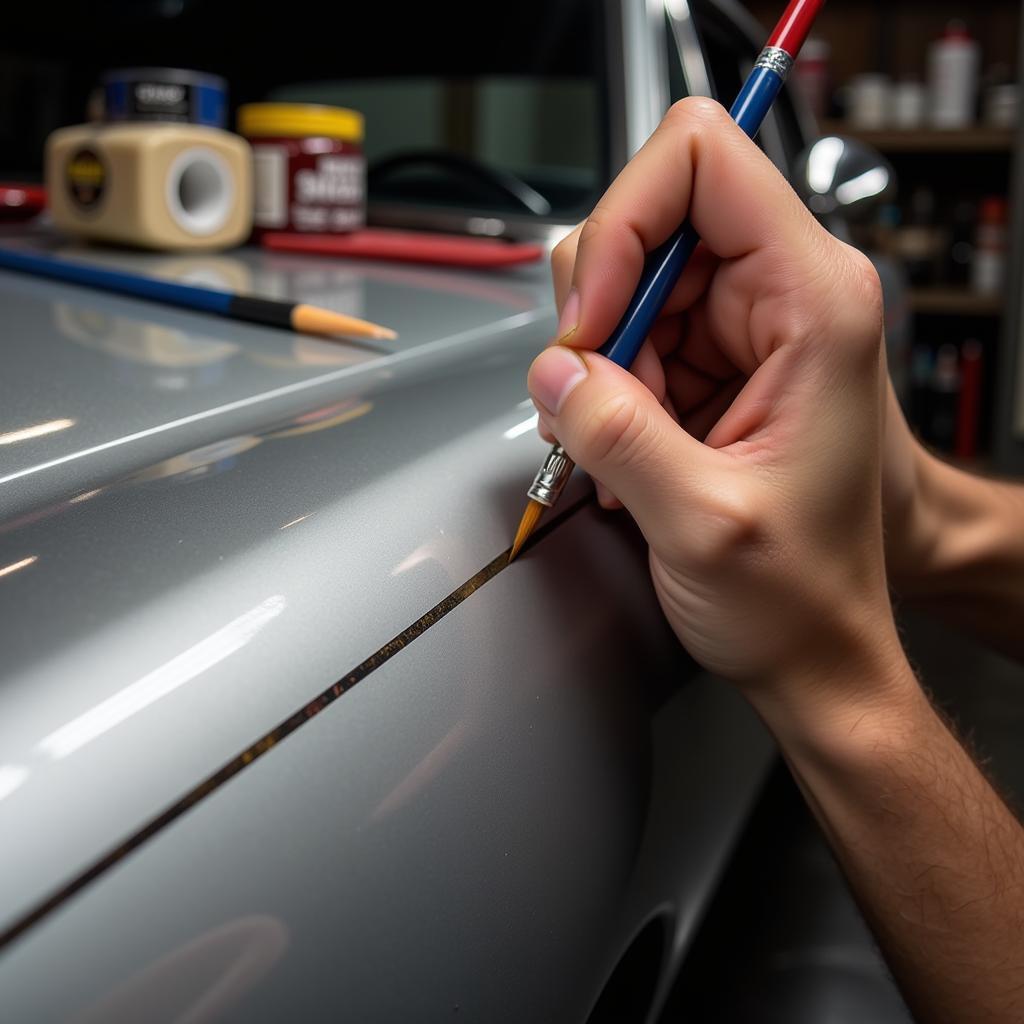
558, 96, 822, 351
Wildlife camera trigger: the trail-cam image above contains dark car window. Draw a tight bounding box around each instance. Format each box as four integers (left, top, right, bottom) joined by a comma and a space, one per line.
1, 0, 608, 220
669, 1, 809, 175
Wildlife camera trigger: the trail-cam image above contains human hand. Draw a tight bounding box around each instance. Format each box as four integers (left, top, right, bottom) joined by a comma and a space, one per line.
528, 99, 911, 718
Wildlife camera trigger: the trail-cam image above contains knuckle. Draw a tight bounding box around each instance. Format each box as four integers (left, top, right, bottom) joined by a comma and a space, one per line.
848, 248, 883, 314
689, 487, 764, 569
835, 243, 885, 353
580, 392, 651, 469
577, 203, 615, 250
664, 96, 727, 132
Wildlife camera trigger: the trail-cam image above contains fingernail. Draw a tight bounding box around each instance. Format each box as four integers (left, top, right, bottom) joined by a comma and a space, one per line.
554, 289, 580, 344
529, 346, 588, 416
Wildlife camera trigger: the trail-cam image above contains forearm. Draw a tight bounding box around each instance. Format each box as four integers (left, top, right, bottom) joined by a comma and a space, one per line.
893, 448, 1024, 659
751, 653, 1024, 1024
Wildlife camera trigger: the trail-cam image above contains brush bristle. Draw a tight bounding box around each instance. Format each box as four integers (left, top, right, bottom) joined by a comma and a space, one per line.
508, 499, 545, 563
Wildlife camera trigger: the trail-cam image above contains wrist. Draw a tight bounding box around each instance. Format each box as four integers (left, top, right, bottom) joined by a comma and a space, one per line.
886, 442, 946, 596
745, 622, 922, 760
892, 449, 1011, 602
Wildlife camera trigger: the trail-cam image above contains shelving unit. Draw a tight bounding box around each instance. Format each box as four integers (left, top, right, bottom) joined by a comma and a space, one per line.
819, 122, 1015, 152
747, 0, 1021, 463
908, 288, 1004, 316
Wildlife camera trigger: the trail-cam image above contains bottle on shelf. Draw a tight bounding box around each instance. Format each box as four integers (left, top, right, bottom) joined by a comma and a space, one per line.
955, 339, 984, 459
794, 37, 830, 120
981, 64, 1018, 128
972, 197, 1008, 295
847, 73, 891, 129
893, 80, 927, 129
928, 21, 981, 128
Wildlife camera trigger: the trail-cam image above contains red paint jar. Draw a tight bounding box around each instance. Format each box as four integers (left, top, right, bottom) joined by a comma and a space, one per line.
238, 103, 365, 235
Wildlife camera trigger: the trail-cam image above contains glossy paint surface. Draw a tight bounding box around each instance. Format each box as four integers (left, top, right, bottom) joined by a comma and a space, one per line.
0, 237, 550, 514
0, 502, 772, 1022
0, 242, 560, 924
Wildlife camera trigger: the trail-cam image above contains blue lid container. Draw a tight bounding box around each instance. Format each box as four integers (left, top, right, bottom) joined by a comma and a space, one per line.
102, 68, 227, 128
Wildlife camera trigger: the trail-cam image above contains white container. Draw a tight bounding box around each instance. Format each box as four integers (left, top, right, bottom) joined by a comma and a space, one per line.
893, 81, 927, 128
928, 21, 980, 128
984, 84, 1018, 128
847, 74, 891, 129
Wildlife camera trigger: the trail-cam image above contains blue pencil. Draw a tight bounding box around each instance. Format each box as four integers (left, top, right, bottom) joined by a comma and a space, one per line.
0, 246, 396, 341
509, 0, 825, 560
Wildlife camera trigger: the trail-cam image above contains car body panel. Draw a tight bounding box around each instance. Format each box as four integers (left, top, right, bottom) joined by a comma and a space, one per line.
0, 249, 559, 926
0, 499, 773, 1023
0, 239, 553, 515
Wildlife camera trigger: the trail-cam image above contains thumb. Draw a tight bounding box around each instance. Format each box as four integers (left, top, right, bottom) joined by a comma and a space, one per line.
528, 345, 710, 548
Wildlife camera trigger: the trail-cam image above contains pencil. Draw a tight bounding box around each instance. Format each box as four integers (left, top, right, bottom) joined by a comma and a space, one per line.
0, 246, 397, 342
509, 0, 825, 561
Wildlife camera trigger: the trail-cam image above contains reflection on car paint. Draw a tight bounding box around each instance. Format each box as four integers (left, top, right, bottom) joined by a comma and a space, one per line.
265, 398, 373, 439
126, 435, 264, 486
0, 418, 76, 446
0, 765, 29, 803
503, 413, 540, 440
0, 307, 543, 496
278, 514, 313, 531
0, 398, 372, 538
54, 300, 240, 370
0, 554, 37, 578
370, 717, 473, 823
260, 252, 542, 314
36, 595, 287, 760
0, 493, 590, 952
70, 915, 290, 1024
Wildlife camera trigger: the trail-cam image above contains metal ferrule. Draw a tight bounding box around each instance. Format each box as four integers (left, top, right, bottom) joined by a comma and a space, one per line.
754, 46, 793, 79
527, 443, 575, 507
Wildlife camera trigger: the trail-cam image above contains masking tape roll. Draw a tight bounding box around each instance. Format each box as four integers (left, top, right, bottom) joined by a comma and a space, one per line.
164, 146, 235, 237
46, 123, 252, 252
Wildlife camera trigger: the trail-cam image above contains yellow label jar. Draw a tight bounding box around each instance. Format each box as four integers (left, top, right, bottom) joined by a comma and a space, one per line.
238, 103, 365, 235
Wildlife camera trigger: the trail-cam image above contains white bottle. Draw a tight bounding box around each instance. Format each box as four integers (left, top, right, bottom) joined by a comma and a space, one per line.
893, 80, 926, 128
848, 74, 891, 129
928, 21, 980, 128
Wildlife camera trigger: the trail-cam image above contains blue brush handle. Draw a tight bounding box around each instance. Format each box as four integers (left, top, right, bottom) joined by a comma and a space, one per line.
0, 247, 234, 315
597, 65, 786, 369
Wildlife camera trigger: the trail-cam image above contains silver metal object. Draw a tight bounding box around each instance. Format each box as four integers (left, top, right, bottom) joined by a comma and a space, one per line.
754, 45, 794, 78
526, 442, 575, 507
794, 135, 895, 219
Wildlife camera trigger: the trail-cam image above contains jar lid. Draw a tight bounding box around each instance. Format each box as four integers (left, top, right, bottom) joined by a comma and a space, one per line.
237, 103, 363, 142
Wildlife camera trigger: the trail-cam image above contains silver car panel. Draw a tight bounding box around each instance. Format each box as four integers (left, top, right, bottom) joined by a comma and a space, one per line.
0, 241, 553, 515
0, 499, 772, 1023
0, 249, 570, 928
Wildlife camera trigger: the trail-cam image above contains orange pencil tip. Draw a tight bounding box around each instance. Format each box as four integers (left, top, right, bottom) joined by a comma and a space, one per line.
508, 499, 544, 563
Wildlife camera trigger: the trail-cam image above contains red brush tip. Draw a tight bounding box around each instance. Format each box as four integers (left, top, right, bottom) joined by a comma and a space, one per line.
766, 0, 826, 58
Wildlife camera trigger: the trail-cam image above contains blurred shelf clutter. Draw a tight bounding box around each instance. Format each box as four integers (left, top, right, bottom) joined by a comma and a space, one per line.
750, 0, 1021, 463
818, 123, 1014, 151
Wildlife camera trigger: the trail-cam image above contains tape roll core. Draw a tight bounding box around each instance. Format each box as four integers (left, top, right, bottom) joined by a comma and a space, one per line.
164, 147, 234, 236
